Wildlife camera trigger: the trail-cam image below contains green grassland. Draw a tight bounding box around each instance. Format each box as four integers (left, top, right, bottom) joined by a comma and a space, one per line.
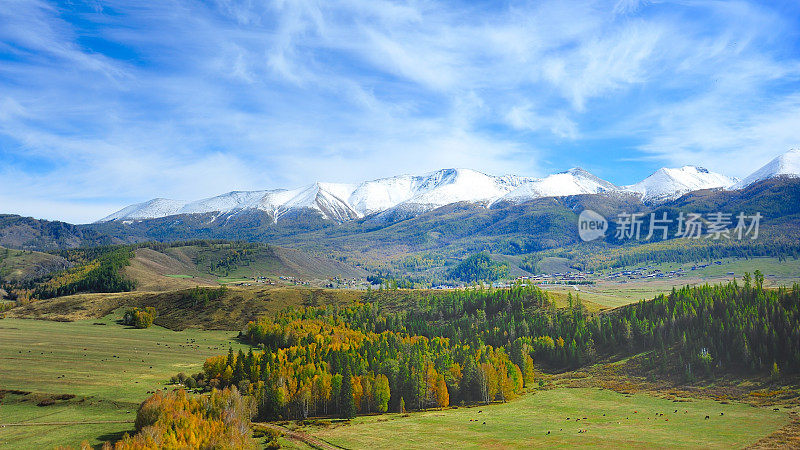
0, 392, 131, 449
216, 276, 254, 284
0, 312, 251, 448
305, 387, 789, 449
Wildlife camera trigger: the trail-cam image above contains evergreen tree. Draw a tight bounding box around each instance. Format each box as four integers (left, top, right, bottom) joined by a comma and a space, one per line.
340, 366, 356, 419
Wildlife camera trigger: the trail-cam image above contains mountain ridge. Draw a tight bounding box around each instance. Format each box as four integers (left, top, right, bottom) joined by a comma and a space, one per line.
98, 149, 799, 224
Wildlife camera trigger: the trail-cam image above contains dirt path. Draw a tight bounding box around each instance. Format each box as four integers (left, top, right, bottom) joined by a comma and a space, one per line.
257, 422, 343, 450
0, 420, 133, 427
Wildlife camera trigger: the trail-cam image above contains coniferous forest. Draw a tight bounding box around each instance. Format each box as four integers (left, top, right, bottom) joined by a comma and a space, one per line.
165, 275, 800, 429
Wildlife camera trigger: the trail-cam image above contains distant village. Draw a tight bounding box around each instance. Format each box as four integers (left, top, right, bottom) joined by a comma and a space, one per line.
231, 275, 370, 289
228, 261, 738, 291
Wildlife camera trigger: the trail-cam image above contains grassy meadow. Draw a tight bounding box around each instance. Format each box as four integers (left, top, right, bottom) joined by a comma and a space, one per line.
0, 392, 131, 449
2, 261, 798, 448
305, 387, 789, 449
0, 311, 251, 448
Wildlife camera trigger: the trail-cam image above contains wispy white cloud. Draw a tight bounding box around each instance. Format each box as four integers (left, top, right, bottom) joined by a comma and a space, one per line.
0, 0, 798, 222
613, 0, 651, 16
506, 103, 579, 139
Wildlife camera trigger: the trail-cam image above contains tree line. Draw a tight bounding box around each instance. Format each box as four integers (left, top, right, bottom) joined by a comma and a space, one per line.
198, 309, 532, 420
181, 276, 800, 423
33, 247, 136, 299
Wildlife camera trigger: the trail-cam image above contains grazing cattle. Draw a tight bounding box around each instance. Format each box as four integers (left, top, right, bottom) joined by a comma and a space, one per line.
720, 412, 724, 416
546, 431, 550, 435
705, 415, 710, 419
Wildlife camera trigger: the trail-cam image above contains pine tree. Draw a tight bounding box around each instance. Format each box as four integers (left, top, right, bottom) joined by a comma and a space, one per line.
226, 347, 235, 369
340, 367, 356, 419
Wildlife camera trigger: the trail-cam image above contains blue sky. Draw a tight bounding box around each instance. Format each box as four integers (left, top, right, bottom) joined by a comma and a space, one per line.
1, 0, 799, 223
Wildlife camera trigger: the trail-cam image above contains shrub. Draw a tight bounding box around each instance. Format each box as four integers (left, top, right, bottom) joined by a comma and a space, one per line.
122, 307, 156, 329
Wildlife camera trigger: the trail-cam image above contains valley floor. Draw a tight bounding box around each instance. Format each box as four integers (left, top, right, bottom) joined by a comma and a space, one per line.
3, 273, 800, 448
289, 387, 789, 449
0, 314, 250, 448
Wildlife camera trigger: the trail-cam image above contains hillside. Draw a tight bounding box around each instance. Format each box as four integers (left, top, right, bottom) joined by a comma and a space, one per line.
123, 247, 217, 291
3, 286, 462, 330
0, 214, 112, 250
0, 246, 71, 284
124, 242, 369, 290
85, 191, 646, 261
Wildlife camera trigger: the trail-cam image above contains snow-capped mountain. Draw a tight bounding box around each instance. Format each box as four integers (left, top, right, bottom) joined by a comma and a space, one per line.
181, 190, 271, 215
98, 184, 359, 223
276, 183, 360, 222
100, 198, 187, 221
98, 151, 800, 224
496, 168, 617, 204
351, 168, 533, 216
100, 168, 539, 223
625, 166, 737, 203
732, 148, 800, 189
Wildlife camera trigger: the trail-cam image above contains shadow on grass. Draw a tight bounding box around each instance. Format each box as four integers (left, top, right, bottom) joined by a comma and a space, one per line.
95, 428, 134, 449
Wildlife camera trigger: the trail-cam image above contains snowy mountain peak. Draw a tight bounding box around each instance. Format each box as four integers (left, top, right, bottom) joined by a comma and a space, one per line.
99, 153, 796, 223
732, 149, 800, 189
99, 198, 186, 222
625, 165, 736, 203
347, 168, 532, 216
277, 183, 360, 222
497, 167, 616, 204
